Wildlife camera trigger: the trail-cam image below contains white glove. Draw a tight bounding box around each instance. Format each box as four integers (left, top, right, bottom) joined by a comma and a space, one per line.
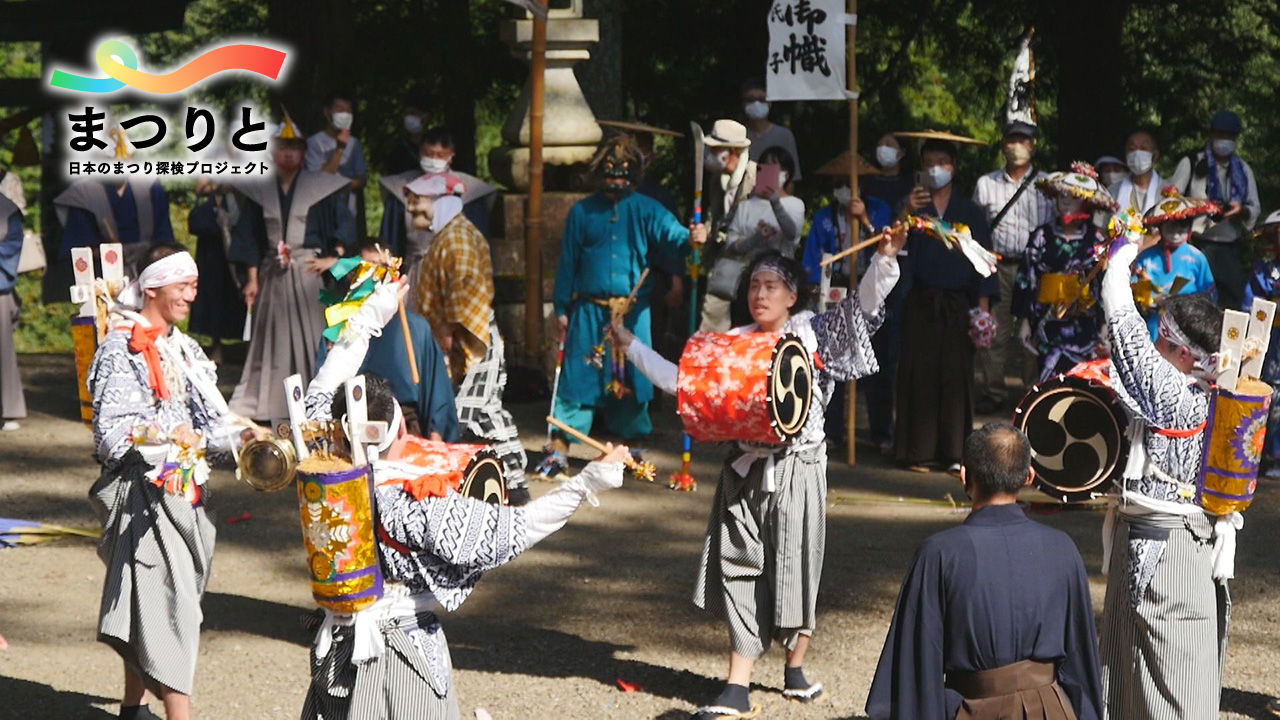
344, 281, 402, 342
1101, 242, 1140, 317
523, 460, 624, 547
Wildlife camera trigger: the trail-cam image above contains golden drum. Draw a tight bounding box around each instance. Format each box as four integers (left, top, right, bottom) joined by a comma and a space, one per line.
1198, 378, 1272, 515
297, 461, 384, 613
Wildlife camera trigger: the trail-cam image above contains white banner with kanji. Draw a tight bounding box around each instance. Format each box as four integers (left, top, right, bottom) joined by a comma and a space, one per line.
765, 0, 848, 101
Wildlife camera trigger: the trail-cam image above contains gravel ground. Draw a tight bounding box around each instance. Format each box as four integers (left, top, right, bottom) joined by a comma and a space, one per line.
1, 353, 1278, 719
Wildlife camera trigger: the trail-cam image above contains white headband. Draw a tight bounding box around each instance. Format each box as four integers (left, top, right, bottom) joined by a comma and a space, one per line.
1158, 310, 1218, 378
139, 251, 198, 289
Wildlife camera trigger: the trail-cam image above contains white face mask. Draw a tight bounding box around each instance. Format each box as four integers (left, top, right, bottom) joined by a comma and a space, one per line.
331, 111, 353, 130
875, 145, 900, 168
1102, 170, 1127, 187
1126, 149, 1153, 175
403, 115, 423, 134
777, 170, 789, 186
926, 165, 952, 190
744, 101, 770, 120
832, 186, 853, 206
1212, 139, 1236, 157
419, 156, 449, 174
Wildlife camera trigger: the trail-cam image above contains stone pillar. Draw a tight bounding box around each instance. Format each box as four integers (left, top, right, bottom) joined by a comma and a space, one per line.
489, 2, 602, 192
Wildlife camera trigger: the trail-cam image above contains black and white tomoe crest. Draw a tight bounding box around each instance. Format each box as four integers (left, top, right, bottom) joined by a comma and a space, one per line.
767, 334, 813, 441
459, 448, 508, 506
1013, 375, 1128, 503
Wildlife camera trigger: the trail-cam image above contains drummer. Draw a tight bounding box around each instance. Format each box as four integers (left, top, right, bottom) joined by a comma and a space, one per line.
1011, 162, 1116, 381
611, 224, 907, 719
299, 279, 630, 719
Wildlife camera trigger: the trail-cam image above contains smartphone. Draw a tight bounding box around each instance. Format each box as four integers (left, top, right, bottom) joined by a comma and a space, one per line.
754, 163, 780, 197
914, 169, 926, 189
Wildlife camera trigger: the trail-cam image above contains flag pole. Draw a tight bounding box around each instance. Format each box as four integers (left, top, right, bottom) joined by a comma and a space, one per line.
524, 0, 548, 368
844, 0, 860, 466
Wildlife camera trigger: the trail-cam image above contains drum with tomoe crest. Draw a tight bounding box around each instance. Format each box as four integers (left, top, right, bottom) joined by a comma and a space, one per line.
1013, 361, 1128, 503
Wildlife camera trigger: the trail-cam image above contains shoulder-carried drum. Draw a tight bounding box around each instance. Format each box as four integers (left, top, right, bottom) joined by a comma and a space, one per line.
1012, 361, 1128, 503
296, 458, 384, 614
677, 331, 813, 445
391, 436, 508, 505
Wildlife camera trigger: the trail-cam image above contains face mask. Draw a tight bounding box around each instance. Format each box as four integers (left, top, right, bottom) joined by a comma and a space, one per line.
926, 165, 952, 190
1056, 197, 1084, 217
1212, 139, 1236, 157
832, 186, 853, 206
744, 101, 770, 120
1162, 228, 1191, 246
331, 112, 353, 130
1103, 170, 1127, 187
403, 115, 423, 134
1126, 149, 1153, 175
419, 156, 449, 174
777, 170, 789, 186
875, 145, 900, 168
1003, 143, 1032, 165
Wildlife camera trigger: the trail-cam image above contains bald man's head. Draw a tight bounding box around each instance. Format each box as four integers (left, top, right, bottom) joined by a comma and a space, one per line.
962, 422, 1032, 499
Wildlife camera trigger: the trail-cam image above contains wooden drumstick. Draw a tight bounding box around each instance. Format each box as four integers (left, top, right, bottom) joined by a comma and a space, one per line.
397, 300, 420, 385
545, 415, 656, 482
819, 228, 889, 267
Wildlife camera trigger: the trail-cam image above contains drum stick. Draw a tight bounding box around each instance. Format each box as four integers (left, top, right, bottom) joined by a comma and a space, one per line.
625, 267, 651, 308
397, 300, 420, 385
819, 229, 888, 267
544, 415, 655, 481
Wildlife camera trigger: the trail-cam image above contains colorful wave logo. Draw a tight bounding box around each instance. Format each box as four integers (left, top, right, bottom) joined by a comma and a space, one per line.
49, 39, 287, 94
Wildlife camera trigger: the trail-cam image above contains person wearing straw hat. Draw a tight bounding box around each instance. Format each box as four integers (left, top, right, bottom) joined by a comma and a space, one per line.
1012, 162, 1116, 381
1242, 209, 1280, 478
227, 111, 355, 427
87, 243, 262, 720
55, 125, 176, 278
895, 134, 998, 473
1131, 188, 1217, 339
701, 119, 757, 331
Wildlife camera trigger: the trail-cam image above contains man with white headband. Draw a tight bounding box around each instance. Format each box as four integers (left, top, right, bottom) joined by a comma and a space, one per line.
1097, 223, 1231, 720
298, 280, 627, 719
87, 244, 259, 720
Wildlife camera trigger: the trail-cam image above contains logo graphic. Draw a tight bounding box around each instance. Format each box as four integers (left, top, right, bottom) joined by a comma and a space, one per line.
50, 39, 287, 95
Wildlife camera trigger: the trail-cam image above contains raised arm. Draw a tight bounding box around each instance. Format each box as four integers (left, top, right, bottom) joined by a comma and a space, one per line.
304, 281, 406, 421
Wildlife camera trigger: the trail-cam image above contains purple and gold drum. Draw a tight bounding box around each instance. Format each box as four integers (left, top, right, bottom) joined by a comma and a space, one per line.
297, 459, 384, 614
1198, 378, 1272, 515
71, 315, 97, 425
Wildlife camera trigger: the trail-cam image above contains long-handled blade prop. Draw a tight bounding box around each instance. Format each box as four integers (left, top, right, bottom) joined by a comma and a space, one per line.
671, 121, 706, 493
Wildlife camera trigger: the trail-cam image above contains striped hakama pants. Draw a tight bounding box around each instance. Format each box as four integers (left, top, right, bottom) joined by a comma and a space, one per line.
693, 444, 827, 659
301, 612, 458, 720
456, 322, 527, 490
88, 451, 215, 696
1099, 511, 1229, 720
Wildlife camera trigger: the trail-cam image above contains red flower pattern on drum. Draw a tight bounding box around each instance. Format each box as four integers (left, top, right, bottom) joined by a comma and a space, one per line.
678, 331, 787, 445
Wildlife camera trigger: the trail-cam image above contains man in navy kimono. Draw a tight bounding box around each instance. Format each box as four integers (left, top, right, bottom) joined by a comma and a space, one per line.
867, 422, 1103, 720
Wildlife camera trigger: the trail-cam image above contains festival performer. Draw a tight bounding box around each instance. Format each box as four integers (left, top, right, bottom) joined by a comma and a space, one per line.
86, 244, 256, 720
1243, 209, 1280, 478
612, 227, 906, 719
227, 112, 355, 425
550, 133, 706, 451
1131, 187, 1217, 339
1012, 163, 1115, 381
378, 127, 498, 295
298, 280, 627, 719
409, 172, 529, 501
1098, 219, 1233, 720
0, 193, 26, 430
55, 127, 175, 276
866, 422, 1102, 720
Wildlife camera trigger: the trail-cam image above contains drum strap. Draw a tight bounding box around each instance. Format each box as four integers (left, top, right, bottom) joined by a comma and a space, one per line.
1151, 420, 1207, 438
376, 521, 414, 557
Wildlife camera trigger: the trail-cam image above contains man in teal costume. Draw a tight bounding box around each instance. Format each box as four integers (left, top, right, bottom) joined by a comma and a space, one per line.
551, 134, 706, 449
